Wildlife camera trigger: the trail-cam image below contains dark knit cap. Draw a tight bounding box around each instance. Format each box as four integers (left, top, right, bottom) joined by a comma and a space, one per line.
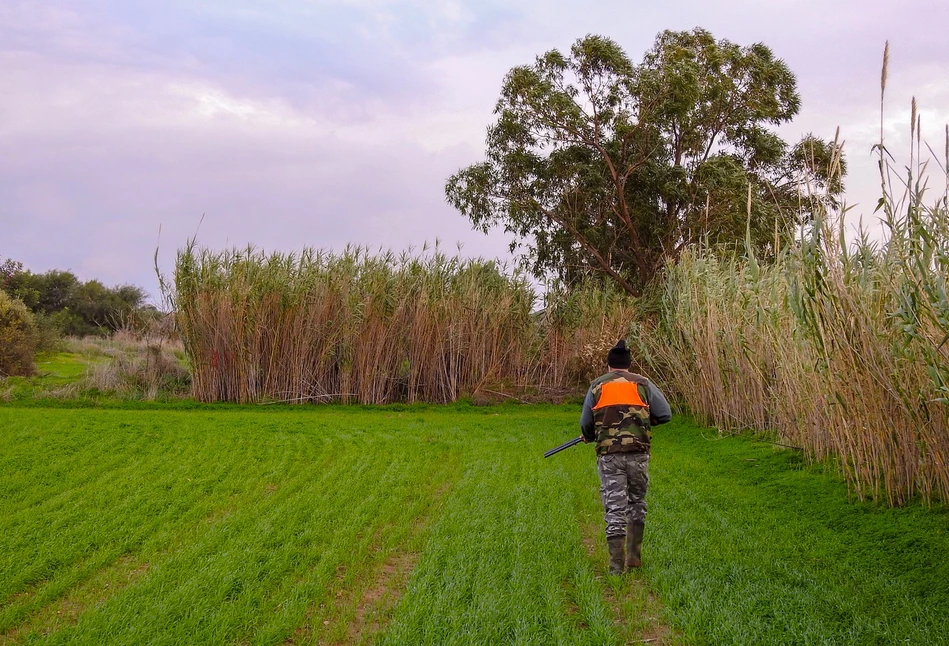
607, 339, 631, 369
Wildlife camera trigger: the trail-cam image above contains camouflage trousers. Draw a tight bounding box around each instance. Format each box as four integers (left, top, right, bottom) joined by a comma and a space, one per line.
596, 452, 649, 539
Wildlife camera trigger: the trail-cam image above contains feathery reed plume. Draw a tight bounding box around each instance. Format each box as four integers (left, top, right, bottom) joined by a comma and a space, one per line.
880, 41, 889, 144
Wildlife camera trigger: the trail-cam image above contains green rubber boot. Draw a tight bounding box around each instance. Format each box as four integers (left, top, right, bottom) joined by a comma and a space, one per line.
607, 535, 625, 575
626, 521, 645, 568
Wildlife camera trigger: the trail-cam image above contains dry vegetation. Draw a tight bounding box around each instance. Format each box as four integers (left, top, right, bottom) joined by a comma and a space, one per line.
639, 60, 949, 504
83, 332, 189, 399
63, 330, 189, 400
169, 243, 635, 405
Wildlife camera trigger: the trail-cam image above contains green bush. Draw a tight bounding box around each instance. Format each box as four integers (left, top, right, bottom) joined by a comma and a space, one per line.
31, 312, 66, 353
1, 258, 148, 336
0, 290, 38, 376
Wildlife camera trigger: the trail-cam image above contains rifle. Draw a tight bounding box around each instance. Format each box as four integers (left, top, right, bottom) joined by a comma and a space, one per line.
544, 436, 584, 458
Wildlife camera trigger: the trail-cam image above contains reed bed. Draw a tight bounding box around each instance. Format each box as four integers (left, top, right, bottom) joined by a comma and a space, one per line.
536, 280, 641, 386
170, 243, 634, 405
644, 105, 949, 504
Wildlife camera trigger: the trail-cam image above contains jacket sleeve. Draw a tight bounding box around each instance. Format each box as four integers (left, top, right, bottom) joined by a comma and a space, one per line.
579, 387, 596, 441
646, 380, 672, 426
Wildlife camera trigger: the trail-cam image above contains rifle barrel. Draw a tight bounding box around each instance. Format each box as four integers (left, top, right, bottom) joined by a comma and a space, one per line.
544, 436, 584, 458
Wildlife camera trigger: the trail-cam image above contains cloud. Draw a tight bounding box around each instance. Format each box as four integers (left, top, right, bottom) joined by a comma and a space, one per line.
0, 42, 515, 301
2, 0, 948, 301
1, 0, 526, 115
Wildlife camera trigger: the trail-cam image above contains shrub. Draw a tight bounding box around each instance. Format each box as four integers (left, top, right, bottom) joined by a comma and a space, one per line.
82, 333, 190, 400
0, 290, 38, 376
31, 312, 66, 352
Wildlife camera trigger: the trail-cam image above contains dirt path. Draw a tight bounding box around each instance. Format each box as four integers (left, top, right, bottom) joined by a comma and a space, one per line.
579, 513, 681, 645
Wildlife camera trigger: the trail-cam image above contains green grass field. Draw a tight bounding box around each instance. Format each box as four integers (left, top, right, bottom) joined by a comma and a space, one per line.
1, 403, 947, 645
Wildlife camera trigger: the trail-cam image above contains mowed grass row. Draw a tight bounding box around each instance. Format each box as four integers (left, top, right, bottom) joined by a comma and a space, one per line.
0, 407, 459, 644
646, 431, 949, 644
1, 405, 947, 645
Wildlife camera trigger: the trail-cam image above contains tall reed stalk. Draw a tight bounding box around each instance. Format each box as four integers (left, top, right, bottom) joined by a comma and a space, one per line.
168, 242, 635, 406
642, 45, 949, 504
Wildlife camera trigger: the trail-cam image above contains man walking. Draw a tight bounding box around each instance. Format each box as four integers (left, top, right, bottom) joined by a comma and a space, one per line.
581, 339, 672, 574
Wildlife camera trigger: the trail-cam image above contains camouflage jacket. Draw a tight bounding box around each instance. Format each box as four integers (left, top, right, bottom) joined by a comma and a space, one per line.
580, 370, 672, 456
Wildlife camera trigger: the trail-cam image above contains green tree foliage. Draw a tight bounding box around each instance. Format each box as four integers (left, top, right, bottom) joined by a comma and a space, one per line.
446, 29, 845, 295
0, 289, 38, 376
0, 258, 148, 337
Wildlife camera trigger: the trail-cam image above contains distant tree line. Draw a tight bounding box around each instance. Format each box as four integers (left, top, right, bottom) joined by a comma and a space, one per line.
0, 257, 155, 338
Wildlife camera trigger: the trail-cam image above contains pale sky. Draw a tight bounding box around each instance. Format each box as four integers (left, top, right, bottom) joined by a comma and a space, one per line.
2, 0, 947, 302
